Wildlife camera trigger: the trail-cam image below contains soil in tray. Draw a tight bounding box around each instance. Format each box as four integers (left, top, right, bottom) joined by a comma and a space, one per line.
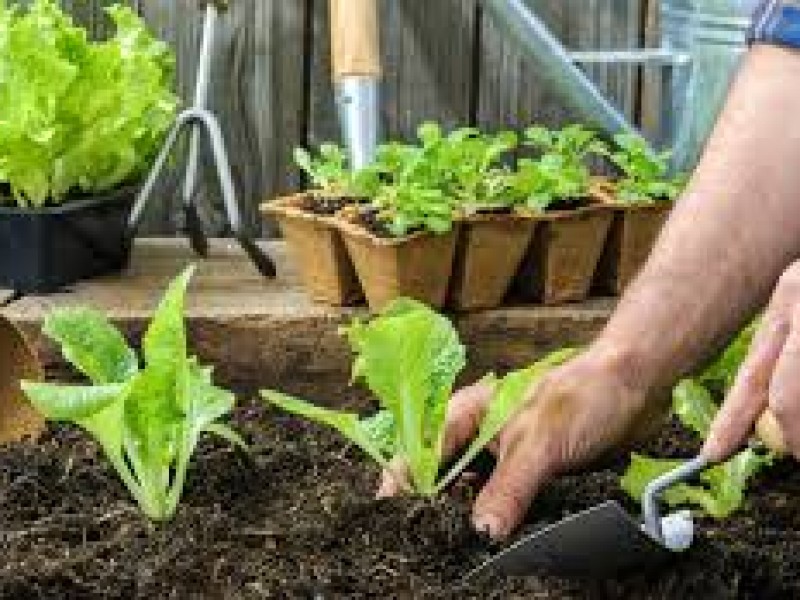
2, 410, 800, 599
301, 195, 367, 217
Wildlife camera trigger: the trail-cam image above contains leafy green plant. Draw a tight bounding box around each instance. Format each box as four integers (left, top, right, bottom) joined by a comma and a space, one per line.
510, 125, 608, 211
263, 298, 577, 496
370, 182, 455, 237
0, 0, 178, 207
608, 134, 686, 204
22, 267, 245, 522
293, 143, 380, 198
621, 325, 774, 518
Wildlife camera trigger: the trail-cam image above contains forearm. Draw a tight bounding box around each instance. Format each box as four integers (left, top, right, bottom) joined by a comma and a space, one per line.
597, 44, 800, 393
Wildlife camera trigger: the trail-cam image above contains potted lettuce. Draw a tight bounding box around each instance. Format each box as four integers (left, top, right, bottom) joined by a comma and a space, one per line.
263, 144, 382, 306
509, 125, 614, 305
595, 134, 686, 294
334, 124, 462, 311
0, 0, 177, 293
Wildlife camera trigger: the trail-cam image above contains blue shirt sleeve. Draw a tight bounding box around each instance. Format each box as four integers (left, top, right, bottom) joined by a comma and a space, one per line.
749, 0, 800, 48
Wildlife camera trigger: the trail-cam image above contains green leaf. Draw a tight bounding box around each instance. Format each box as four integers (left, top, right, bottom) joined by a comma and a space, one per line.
22, 380, 126, 421
700, 321, 758, 394
672, 379, 717, 438
263, 390, 389, 468
0, 0, 177, 205
42, 307, 138, 384
343, 299, 466, 494
204, 422, 248, 452
143, 266, 194, 374
437, 348, 580, 492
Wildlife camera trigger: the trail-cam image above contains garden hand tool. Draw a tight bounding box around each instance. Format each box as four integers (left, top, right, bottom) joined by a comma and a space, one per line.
465, 455, 714, 580
0, 316, 44, 443
329, 0, 381, 169
128, 0, 276, 278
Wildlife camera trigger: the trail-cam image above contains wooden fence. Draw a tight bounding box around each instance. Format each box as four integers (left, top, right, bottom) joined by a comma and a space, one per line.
56, 0, 655, 236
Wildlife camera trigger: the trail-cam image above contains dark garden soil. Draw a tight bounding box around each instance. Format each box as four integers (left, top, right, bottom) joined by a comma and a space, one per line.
2, 407, 800, 599
302, 195, 366, 217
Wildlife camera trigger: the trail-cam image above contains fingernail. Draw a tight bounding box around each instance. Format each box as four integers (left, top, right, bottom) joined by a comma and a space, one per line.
473, 513, 506, 540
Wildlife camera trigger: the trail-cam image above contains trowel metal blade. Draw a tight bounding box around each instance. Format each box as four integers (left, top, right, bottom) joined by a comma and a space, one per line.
467, 500, 672, 580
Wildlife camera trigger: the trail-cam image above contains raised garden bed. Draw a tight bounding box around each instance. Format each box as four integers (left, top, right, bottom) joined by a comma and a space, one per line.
1, 413, 798, 598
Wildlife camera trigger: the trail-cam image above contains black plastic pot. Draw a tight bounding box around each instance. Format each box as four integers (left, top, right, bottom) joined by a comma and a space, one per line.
0, 186, 136, 294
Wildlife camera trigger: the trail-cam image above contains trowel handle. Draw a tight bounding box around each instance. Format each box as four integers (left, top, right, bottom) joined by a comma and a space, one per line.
329, 0, 381, 80
642, 455, 709, 544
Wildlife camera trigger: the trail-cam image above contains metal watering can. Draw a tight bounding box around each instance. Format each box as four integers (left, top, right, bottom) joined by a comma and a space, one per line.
334, 0, 757, 173
479, 0, 758, 172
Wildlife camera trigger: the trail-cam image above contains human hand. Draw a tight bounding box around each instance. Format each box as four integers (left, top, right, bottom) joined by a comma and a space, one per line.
379, 346, 665, 540
702, 263, 800, 462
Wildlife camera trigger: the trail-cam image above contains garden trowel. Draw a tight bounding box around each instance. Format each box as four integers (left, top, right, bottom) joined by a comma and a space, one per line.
466, 456, 707, 580
0, 316, 44, 443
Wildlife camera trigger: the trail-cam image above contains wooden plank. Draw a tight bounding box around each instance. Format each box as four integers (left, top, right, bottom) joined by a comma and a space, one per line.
3, 239, 613, 396
477, 0, 644, 131
308, 0, 478, 148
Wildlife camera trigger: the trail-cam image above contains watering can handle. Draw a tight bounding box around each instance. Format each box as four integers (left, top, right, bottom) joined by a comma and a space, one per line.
329, 0, 382, 80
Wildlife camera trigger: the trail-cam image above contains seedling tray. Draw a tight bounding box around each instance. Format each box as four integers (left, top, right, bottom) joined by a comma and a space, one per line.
0, 186, 135, 294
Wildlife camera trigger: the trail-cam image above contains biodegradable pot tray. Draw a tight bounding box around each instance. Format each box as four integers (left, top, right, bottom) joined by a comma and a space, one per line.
0, 186, 134, 294
338, 220, 459, 311
263, 194, 363, 306
513, 204, 613, 306
448, 212, 536, 311
595, 203, 671, 295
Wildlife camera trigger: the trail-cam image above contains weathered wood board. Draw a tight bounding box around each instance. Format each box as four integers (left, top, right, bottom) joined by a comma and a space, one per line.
1, 239, 613, 398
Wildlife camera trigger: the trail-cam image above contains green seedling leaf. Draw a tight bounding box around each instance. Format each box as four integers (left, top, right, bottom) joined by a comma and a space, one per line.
24, 266, 243, 522
43, 308, 138, 384
436, 348, 580, 493
672, 379, 716, 438
263, 390, 390, 468
700, 321, 758, 394
609, 134, 686, 204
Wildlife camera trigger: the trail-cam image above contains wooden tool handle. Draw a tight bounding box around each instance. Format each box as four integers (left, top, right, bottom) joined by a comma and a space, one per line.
330, 0, 381, 80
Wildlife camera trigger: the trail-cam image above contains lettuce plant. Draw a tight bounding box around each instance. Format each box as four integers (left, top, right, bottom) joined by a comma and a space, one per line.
263, 298, 577, 496
22, 267, 245, 522
608, 134, 686, 204
0, 0, 178, 207
511, 125, 608, 211
293, 143, 380, 198
621, 325, 774, 519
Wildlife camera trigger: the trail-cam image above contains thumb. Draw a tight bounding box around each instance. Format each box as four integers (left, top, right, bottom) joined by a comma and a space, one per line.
703, 321, 788, 462
472, 436, 553, 540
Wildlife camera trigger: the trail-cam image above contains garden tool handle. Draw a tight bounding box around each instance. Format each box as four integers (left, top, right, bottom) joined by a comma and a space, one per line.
642, 406, 785, 544
330, 0, 381, 80
642, 455, 709, 543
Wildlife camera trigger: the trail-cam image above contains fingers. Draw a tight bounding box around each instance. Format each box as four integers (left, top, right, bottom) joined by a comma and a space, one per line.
472, 432, 553, 540
376, 379, 495, 499
376, 457, 410, 498
703, 320, 789, 462
441, 380, 495, 460
766, 308, 800, 459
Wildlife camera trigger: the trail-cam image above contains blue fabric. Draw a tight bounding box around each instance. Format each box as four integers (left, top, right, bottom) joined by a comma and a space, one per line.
750, 1, 800, 48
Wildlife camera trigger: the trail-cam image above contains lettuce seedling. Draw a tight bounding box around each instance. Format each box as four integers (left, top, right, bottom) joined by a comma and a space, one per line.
621, 325, 774, 518
294, 143, 380, 198
263, 298, 577, 496
608, 134, 686, 204
511, 125, 608, 211
22, 267, 245, 522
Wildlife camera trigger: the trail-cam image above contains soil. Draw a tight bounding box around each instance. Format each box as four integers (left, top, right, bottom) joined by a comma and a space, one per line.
545, 197, 591, 212
355, 207, 405, 239
2, 408, 799, 599
301, 195, 366, 217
